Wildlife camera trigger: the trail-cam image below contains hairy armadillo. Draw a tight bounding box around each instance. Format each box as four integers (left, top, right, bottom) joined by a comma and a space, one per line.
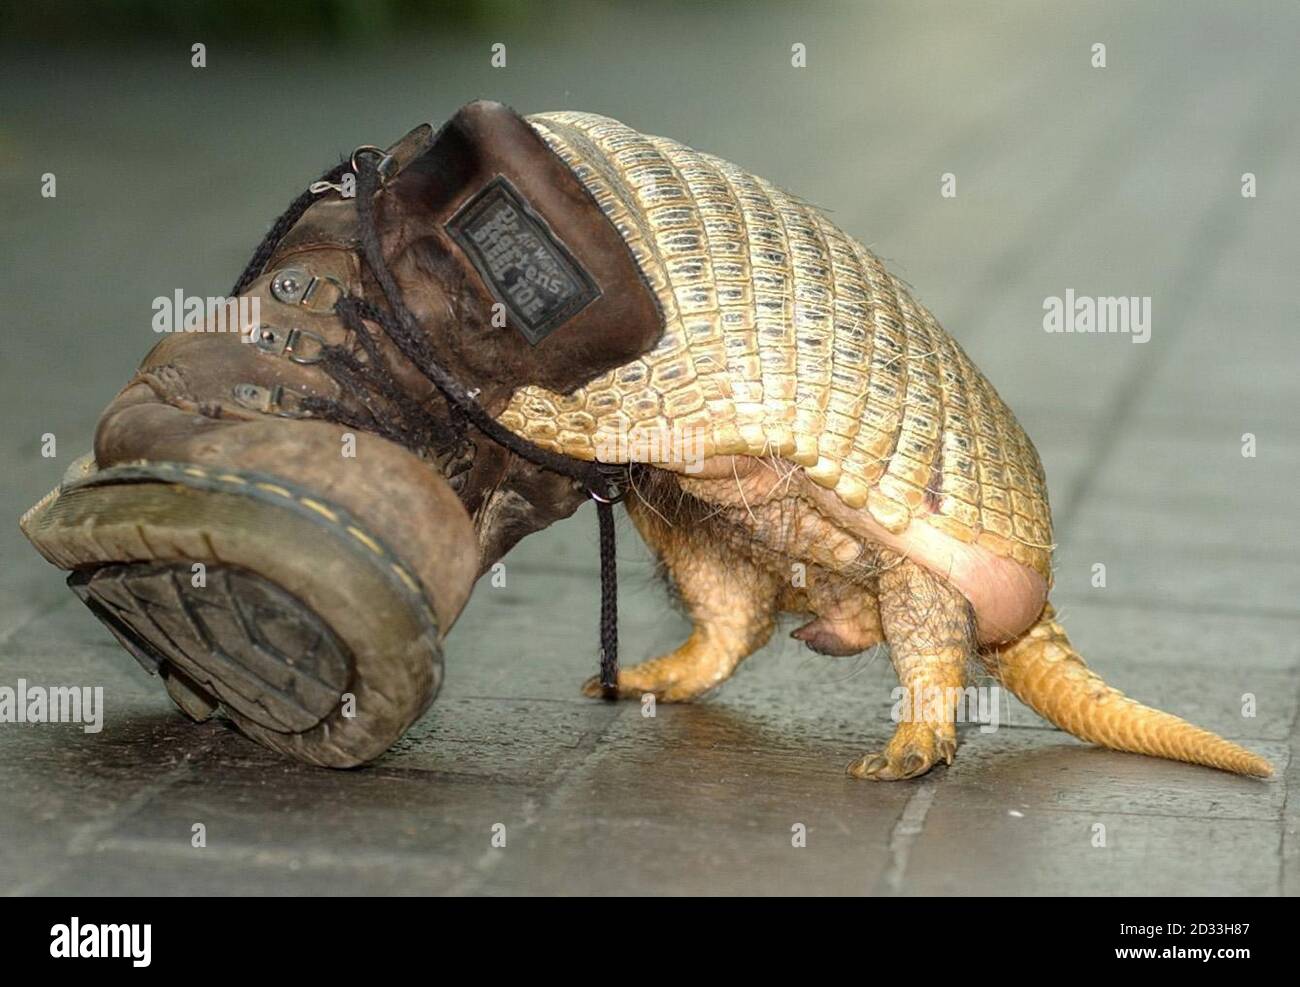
501, 111, 1270, 781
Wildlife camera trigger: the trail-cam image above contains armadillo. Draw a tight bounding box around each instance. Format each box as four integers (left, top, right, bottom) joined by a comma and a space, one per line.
499, 111, 1271, 781
19, 100, 1270, 780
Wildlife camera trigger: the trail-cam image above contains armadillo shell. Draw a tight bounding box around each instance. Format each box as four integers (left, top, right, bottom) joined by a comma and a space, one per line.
497, 111, 1054, 580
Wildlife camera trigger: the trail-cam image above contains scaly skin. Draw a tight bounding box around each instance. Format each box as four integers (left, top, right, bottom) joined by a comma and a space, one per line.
984, 605, 1273, 778
503, 110, 1056, 582
847, 554, 971, 781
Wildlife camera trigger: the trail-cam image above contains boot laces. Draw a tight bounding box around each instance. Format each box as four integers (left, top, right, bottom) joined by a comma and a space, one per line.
233, 149, 624, 691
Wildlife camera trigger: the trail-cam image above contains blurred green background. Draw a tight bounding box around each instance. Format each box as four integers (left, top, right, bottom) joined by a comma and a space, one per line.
2, 0, 544, 42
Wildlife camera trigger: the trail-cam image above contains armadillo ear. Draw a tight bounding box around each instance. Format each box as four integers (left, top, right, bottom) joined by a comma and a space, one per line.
386, 100, 663, 397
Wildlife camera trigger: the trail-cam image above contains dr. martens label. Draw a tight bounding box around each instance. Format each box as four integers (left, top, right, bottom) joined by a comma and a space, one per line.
448, 176, 600, 345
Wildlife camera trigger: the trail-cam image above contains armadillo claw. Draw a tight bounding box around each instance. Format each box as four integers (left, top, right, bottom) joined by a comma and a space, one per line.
581, 673, 630, 700
581, 635, 745, 703
580, 674, 618, 700
848, 723, 958, 781
579, 669, 704, 703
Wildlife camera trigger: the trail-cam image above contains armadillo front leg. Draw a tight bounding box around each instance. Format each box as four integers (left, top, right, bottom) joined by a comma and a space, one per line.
848, 556, 975, 781
581, 495, 781, 702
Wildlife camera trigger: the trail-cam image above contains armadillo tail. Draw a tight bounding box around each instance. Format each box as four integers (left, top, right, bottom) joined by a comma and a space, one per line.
985, 604, 1273, 778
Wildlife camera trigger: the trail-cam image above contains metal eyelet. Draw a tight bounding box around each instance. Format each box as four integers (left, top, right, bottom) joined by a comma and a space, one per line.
270, 268, 310, 305
251, 324, 326, 365
589, 465, 629, 504
251, 324, 289, 356
232, 383, 274, 412
284, 327, 326, 364
308, 146, 394, 197
350, 144, 398, 185
300, 276, 343, 312
231, 383, 311, 418
269, 268, 345, 313
270, 386, 311, 417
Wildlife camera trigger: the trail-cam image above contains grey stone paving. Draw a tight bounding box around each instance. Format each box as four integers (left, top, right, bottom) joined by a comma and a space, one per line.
1, 1, 1296, 895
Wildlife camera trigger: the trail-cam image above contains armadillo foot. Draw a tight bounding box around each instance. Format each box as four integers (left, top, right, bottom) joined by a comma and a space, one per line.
580, 635, 740, 703
579, 666, 675, 701
579, 663, 705, 703
848, 721, 957, 781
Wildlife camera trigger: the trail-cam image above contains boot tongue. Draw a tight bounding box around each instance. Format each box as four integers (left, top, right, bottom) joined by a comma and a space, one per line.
267, 123, 434, 259
380, 122, 436, 174
379, 100, 663, 396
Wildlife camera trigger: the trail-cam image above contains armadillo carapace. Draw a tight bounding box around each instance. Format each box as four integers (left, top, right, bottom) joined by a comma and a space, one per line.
500, 111, 1270, 781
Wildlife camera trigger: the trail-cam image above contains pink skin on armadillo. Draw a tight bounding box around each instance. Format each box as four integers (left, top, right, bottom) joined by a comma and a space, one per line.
683, 455, 1049, 645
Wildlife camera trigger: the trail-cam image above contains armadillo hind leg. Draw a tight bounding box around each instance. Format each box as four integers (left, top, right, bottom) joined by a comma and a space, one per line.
849, 555, 975, 782
580, 493, 782, 702
983, 604, 1273, 778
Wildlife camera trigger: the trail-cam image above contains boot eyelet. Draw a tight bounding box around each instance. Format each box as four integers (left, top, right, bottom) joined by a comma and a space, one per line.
251, 324, 325, 364
270, 267, 345, 313
271, 385, 311, 417
251, 324, 288, 356
270, 268, 309, 304
231, 382, 311, 418
350, 145, 398, 185
300, 276, 344, 313
285, 328, 327, 365
232, 383, 274, 411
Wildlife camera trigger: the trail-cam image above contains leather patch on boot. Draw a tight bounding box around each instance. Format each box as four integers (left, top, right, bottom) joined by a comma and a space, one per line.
447, 176, 600, 345
392, 100, 663, 396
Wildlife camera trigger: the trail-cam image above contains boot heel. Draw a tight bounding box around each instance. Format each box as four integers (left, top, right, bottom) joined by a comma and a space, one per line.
20, 458, 444, 767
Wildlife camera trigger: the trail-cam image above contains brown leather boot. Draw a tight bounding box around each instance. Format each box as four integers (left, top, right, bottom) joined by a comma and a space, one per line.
19, 101, 663, 766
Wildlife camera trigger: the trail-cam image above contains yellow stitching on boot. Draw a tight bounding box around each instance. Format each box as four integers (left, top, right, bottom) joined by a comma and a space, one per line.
390, 564, 420, 594
299, 498, 340, 523
151, 462, 435, 615
20, 486, 60, 527
346, 525, 383, 556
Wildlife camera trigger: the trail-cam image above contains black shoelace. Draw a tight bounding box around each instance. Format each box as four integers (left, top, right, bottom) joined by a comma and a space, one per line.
232, 150, 623, 690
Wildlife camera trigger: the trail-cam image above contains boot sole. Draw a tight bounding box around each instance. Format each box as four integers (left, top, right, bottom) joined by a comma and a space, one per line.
20, 457, 443, 767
